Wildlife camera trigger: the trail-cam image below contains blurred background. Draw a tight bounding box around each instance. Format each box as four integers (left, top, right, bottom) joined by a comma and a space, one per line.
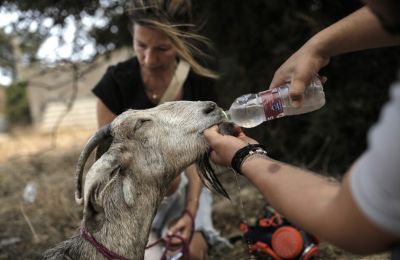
0, 0, 399, 259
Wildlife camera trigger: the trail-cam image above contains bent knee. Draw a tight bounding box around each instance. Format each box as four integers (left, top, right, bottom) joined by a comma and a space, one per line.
189, 232, 209, 260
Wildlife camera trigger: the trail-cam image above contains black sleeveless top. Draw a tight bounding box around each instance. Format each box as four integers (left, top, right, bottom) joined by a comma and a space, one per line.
92, 57, 218, 115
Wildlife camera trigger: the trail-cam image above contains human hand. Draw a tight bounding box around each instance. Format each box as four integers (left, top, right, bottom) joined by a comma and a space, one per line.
204, 125, 258, 167
269, 43, 329, 107
166, 213, 194, 246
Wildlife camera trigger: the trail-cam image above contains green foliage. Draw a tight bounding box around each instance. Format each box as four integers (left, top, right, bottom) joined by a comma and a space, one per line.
0, 0, 131, 56
5, 81, 31, 126
0, 31, 13, 68
195, 0, 400, 175
1, 25, 45, 82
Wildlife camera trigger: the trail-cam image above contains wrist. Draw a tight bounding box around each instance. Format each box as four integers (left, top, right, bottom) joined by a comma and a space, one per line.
241, 154, 271, 176
185, 199, 199, 215
304, 35, 332, 64
231, 144, 269, 175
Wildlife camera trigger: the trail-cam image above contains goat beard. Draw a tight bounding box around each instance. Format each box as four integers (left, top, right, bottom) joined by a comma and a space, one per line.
197, 153, 230, 199
196, 122, 241, 199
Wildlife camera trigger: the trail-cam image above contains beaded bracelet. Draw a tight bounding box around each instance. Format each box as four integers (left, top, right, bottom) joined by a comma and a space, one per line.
231, 144, 268, 175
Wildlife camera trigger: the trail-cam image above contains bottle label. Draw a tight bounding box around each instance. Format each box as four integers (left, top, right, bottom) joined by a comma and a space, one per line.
260, 89, 284, 120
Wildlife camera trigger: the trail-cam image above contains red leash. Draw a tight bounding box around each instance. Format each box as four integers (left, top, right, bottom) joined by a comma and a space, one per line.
80, 224, 129, 260
80, 209, 195, 260
145, 209, 195, 260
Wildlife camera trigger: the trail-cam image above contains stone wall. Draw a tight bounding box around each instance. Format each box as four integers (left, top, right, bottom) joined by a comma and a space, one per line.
25, 48, 133, 132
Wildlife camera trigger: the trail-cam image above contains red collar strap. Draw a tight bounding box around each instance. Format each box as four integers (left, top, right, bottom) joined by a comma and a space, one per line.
80, 223, 130, 260
79, 208, 195, 260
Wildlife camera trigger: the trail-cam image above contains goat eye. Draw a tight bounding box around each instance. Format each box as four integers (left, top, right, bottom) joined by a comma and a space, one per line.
134, 118, 151, 130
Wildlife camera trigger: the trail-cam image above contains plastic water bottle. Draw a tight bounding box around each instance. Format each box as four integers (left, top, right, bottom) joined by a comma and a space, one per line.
23, 181, 38, 203
225, 77, 325, 128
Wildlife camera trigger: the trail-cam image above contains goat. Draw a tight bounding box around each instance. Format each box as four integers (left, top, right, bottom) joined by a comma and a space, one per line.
42, 101, 230, 260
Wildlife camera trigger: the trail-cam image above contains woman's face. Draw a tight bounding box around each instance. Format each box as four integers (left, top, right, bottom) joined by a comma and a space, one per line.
133, 24, 177, 75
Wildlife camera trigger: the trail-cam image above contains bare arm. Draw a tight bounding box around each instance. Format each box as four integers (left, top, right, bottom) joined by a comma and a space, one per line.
167, 164, 203, 243
184, 163, 202, 216
94, 99, 117, 158
310, 7, 400, 58
269, 7, 400, 106
204, 126, 399, 254
242, 157, 398, 254
96, 98, 116, 127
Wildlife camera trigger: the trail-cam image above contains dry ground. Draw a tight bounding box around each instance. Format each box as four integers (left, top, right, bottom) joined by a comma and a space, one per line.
0, 127, 390, 259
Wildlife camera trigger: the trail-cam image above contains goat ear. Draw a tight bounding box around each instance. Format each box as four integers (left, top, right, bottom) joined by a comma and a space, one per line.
83, 185, 105, 233
122, 172, 136, 207
83, 165, 120, 232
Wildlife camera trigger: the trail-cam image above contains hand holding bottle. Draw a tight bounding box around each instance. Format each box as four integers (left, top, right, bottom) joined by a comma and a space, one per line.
224, 34, 330, 129
226, 76, 325, 128
268, 40, 330, 108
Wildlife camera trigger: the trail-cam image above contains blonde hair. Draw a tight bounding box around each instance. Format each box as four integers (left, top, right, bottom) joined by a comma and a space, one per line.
128, 0, 218, 79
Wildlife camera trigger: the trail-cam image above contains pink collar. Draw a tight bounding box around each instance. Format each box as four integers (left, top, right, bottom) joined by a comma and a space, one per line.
80, 223, 130, 260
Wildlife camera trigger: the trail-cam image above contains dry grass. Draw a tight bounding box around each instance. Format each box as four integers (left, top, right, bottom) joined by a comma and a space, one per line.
0, 126, 95, 163
0, 127, 92, 259
0, 127, 390, 259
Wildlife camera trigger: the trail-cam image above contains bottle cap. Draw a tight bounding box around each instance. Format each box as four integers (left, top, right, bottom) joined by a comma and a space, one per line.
271, 226, 304, 258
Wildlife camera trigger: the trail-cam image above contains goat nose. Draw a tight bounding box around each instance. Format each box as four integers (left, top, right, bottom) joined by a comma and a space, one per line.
203, 102, 216, 114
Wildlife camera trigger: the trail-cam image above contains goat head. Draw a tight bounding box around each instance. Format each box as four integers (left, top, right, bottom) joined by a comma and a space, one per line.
75, 101, 230, 216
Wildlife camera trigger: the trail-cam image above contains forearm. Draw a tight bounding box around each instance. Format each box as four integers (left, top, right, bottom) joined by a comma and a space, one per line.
184, 164, 202, 215
204, 126, 398, 252
306, 7, 400, 59
242, 157, 339, 231
241, 157, 397, 253
96, 99, 116, 127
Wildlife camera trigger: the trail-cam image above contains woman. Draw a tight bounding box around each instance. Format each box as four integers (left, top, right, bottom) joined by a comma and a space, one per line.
92, 0, 228, 259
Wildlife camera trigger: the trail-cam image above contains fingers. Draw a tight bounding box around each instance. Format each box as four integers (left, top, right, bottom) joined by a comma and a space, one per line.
166, 218, 191, 245
232, 124, 243, 137
269, 45, 329, 108
203, 125, 220, 143
167, 225, 180, 237
269, 71, 289, 90
289, 77, 308, 108
269, 66, 308, 108
167, 216, 190, 236
239, 134, 259, 145
167, 218, 182, 233
205, 124, 259, 166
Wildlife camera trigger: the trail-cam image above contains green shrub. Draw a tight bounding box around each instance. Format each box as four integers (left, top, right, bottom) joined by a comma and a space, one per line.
5, 81, 31, 126
196, 0, 400, 175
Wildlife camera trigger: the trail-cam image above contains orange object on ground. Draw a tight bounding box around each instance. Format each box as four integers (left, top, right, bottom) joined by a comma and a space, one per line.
271, 226, 304, 259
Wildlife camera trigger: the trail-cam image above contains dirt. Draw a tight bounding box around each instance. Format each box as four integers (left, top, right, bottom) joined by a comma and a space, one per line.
0, 128, 390, 259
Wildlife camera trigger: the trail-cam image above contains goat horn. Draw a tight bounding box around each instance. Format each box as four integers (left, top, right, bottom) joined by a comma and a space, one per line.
75, 124, 112, 205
